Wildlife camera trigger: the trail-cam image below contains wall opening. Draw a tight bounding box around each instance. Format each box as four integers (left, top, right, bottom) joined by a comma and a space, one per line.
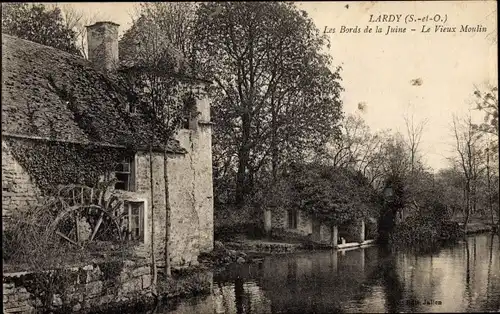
123, 201, 145, 242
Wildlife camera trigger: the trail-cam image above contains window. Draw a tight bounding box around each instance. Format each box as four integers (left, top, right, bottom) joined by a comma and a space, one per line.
181, 113, 191, 129
181, 94, 197, 130
288, 209, 298, 229
124, 201, 145, 242
129, 102, 137, 114
114, 156, 135, 191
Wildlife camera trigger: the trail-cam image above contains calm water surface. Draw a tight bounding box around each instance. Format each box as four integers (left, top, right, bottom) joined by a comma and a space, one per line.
162, 233, 500, 313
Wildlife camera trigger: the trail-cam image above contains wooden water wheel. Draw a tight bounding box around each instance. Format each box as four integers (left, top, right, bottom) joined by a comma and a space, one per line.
46, 184, 125, 248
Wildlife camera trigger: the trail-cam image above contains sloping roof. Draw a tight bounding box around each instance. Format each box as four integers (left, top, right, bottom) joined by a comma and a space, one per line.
1, 34, 185, 153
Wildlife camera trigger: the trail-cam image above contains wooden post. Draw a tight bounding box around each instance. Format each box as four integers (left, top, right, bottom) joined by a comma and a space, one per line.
360, 247, 365, 270
331, 225, 338, 248
264, 209, 272, 235
359, 220, 365, 243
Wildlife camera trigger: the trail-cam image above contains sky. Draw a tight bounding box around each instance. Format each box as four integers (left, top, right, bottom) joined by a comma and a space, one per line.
60, 1, 497, 171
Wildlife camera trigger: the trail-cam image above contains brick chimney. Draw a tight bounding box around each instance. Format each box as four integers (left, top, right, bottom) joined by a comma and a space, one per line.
86, 21, 119, 71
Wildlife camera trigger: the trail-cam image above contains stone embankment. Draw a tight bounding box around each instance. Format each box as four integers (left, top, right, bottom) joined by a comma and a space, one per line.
3, 259, 154, 314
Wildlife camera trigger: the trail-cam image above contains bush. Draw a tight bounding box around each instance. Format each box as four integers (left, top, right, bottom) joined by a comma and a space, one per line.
3, 204, 64, 270
285, 163, 381, 227
3, 188, 136, 272
214, 203, 265, 240
389, 205, 460, 249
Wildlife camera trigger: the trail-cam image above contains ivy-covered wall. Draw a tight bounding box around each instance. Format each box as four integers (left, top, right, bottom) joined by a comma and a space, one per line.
2, 140, 41, 222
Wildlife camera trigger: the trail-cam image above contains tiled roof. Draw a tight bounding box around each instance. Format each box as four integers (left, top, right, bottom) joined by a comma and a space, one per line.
1, 34, 185, 154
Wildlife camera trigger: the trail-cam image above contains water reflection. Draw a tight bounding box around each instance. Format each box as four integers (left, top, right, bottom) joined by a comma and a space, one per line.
161, 233, 499, 313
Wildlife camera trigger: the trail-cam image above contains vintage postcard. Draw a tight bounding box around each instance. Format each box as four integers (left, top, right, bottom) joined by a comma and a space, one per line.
2, 1, 498, 313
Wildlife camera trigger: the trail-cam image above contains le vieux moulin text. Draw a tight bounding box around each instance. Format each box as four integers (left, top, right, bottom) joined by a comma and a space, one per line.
323, 14, 487, 35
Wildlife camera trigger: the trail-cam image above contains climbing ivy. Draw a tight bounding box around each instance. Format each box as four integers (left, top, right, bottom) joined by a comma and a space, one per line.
6, 138, 131, 195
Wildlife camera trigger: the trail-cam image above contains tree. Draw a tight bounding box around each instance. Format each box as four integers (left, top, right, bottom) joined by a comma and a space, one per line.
471, 85, 499, 229
403, 110, 428, 176
286, 163, 378, 227
193, 2, 343, 207
451, 114, 485, 229
473, 85, 498, 136
120, 8, 200, 277
1, 3, 79, 55
435, 167, 465, 217
56, 4, 104, 59
319, 113, 388, 186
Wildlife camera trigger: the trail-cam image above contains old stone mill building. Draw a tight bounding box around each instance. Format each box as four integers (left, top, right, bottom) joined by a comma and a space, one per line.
1, 21, 214, 267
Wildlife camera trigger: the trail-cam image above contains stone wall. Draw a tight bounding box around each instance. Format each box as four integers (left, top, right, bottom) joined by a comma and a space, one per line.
1, 140, 41, 223
175, 94, 214, 254
164, 151, 201, 266
2, 259, 153, 314
319, 224, 333, 244
271, 207, 333, 244
170, 123, 214, 264
131, 151, 167, 261
132, 144, 214, 267
271, 207, 312, 236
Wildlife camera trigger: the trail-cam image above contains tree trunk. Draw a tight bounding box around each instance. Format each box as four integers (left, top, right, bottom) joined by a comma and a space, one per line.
486, 151, 494, 225
271, 97, 278, 184
163, 150, 171, 276
235, 110, 251, 208
149, 147, 158, 290
463, 181, 471, 233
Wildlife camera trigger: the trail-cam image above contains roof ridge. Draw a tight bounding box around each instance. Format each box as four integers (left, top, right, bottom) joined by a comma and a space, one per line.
1, 33, 81, 58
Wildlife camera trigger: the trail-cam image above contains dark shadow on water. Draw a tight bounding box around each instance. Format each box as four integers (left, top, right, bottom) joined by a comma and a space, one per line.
235, 276, 244, 314
135, 233, 500, 313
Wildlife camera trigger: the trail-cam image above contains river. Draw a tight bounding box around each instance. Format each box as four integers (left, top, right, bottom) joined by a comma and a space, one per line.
161, 233, 499, 313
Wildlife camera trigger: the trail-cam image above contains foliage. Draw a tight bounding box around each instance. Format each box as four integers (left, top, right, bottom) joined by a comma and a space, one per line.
319, 113, 389, 186
127, 3, 198, 69
285, 163, 380, 226
435, 167, 468, 216
214, 203, 264, 240
193, 2, 343, 206
159, 269, 213, 299
3, 182, 135, 272
10, 269, 77, 310
1, 3, 79, 55
3, 199, 61, 267
99, 260, 125, 282
120, 3, 206, 278
390, 205, 460, 249
119, 8, 202, 141
6, 138, 130, 194
384, 173, 408, 211
473, 86, 498, 136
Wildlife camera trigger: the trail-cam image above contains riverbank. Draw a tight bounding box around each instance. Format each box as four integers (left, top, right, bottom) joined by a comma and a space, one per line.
461, 222, 496, 234
10, 226, 495, 314
2, 259, 214, 314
